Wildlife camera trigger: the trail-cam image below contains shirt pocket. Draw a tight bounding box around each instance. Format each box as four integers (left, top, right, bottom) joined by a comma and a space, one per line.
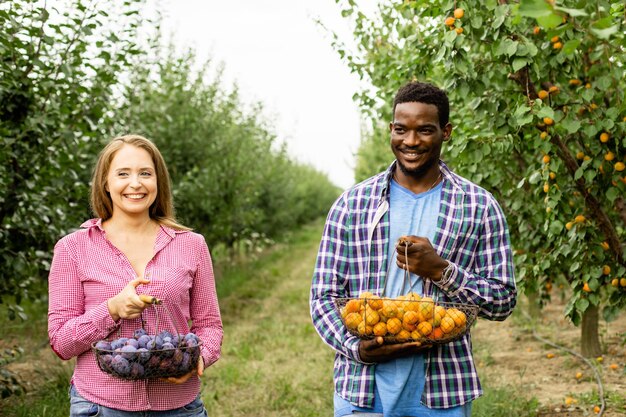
145, 266, 194, 307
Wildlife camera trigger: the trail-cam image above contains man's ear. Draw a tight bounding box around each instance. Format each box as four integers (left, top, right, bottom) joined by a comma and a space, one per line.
443, 123, 452, 141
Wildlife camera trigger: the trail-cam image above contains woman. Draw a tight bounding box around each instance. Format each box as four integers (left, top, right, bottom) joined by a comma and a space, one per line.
48, 134, 223, 416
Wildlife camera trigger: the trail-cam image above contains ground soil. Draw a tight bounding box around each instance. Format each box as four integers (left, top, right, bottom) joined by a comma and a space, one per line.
472, 292, 626, 417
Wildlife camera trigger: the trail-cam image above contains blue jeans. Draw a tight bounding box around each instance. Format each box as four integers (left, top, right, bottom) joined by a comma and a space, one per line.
69, 384, 208, 417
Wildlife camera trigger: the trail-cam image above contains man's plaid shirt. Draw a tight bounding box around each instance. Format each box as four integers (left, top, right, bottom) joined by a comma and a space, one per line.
310, 160, 517, 409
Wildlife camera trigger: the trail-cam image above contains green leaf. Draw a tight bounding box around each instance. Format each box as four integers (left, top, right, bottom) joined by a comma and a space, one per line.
591, 17, 619, 39
518, 0, 553, 17
606, 186, 620, 203
549, 220, 563, 235
537, 13, 563, 29
574, 167, 584, 180
584, 169, 596, 183
512, 58, 528, 72
576, 297, 589, 312
537, 106, 555, 119
562, 118, 581, 134
554, 6, 588, 17
561, 39, 581, 55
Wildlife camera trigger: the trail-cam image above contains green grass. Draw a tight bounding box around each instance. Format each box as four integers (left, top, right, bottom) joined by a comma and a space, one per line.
473, 382, 540, 417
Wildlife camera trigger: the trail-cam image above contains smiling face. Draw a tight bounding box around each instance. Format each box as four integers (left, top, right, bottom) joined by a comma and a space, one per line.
105, 144, 158, 219
390, 101, 452, 179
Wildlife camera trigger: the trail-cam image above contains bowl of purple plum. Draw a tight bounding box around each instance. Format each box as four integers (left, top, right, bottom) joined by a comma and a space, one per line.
92, 329, 202, 380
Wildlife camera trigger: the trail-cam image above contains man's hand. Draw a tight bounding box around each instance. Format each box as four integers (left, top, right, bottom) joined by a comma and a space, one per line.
107, 277, 151, 321
359, 336, 432, 363
396, 236, 448, 281
163, 357, 204, 384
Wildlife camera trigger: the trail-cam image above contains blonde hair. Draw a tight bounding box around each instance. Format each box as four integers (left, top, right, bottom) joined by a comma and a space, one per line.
90, 134, 191, 231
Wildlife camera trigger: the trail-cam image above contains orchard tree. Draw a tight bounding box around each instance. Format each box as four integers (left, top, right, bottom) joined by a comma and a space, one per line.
334, 0, 625, 356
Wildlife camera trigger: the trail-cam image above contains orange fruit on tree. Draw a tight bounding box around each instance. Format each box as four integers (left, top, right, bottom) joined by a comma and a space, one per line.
615, 162, 625, 172
386, 317, 402, 335
583, 282, 592, 292
538, 90, 549, 99
540, 131, 548, 139
373, 321, 387, 337
445, 16, 456, 26
549, 172, 556, 180
417, 321, 433, 337
569, 79, 582, 86
600, 241, 609, 251
553, 41, 563, 49
620, 277, 626, 287
440, 316, 455, 334
576, 151, 585, 160
543, 117, 554, 126
455, 27, 464, 35
602, 265, 611, 275
453, 8, 464, 19
550, 35, 559, 43
542, 154, 551, 164
605, 151, 615, 161
565, 222, 574, 231
610, 278, 619, 287
548, 85, 559, 93
543, 183, 550, 193
533, 26, 540, 35
599, 132, 609, 143
574, 214, 586, 223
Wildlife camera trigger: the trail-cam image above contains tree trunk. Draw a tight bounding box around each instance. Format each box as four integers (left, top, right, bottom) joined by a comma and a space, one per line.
581, 303, 602, 358
526, 291, 541, 319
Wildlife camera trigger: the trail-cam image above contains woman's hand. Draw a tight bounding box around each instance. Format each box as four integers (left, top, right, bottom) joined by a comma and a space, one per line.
107, 277, 151, 321
359, 336, 431, 363
163, 356, 204, 384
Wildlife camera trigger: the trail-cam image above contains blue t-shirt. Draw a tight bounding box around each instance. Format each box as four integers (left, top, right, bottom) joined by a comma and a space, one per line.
334, 179, 471, 417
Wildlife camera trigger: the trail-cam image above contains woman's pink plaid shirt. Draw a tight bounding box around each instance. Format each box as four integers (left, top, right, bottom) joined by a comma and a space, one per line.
48, 218, 223, 411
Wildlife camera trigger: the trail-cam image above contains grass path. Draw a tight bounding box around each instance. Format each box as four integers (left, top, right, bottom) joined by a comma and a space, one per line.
202, 221, 335, 416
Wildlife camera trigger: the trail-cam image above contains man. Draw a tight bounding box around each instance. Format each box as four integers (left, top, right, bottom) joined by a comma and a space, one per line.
310, 81, 517, 417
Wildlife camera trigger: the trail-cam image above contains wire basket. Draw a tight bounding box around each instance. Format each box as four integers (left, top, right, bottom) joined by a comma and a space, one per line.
334, 295, 479, 345
91, 295, 202, 380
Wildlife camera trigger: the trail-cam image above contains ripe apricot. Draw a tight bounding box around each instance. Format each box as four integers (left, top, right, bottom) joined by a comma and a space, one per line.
367, 295, 383, 310
600, 241, 609, 251
548, 86, 559, 93
455, 27, 464, 35
615, 162, 625, 172
540, 131, 548, 139
611, 278, 619, 287
569, 79, 582, 86
550, 36, 559, 43
609, 363, 619, 370
602, 265, 611, 275
533, 26, 540, 35
453, 8, 464, 19
565, 222, 574, 231
599, 132, 609, 142
445, 16, 456, 26
575, 372, 583, 379
373, 322, 387, 337
538, 90, 549, 99
543, 117, 554, 126
440, 316, 455, 334
583, 282, 592, 292
542, 155, 551, 164
576, 151, 584, 160
546, 352, 555, 359
574, 214, 586, 223
605, 151, 615, 161
549, 172, 556, 180
417, 321, 433, 337
620, 277, 626, 287
345, 312, 363, 330
386, 317, 402, 335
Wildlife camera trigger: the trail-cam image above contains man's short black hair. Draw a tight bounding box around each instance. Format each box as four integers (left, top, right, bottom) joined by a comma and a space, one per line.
393, 82, 450, 128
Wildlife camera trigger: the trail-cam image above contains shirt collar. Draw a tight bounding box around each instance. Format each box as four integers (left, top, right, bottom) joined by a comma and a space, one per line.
80, 218, 178, 238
